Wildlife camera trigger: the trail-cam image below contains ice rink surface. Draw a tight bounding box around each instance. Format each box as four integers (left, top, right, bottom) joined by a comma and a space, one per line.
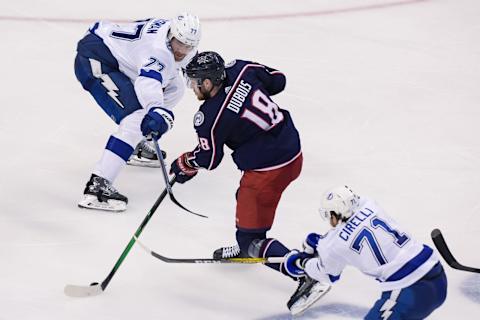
1, 0, 479, 319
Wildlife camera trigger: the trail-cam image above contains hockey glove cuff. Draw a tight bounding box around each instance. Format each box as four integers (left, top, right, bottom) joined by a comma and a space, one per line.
140, 107, 175, 139
302, 233, 323, 255
284, 250, 311, 278
170, 152, 198, 184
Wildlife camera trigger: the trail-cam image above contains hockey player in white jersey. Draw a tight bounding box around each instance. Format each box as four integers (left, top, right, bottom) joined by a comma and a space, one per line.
284, 186, 447, 318
74, 13, 201, 212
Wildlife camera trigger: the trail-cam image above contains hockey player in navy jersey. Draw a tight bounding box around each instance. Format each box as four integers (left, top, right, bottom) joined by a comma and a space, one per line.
284, 186, 448, 318
170, 51, 328, 315
74, 12, 201, 212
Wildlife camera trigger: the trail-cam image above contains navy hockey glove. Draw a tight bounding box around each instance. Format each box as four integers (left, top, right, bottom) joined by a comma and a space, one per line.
170, 152, 198, 184
140, 107, 174, 139
284, 250, 312, 278
302, 233, 323, 255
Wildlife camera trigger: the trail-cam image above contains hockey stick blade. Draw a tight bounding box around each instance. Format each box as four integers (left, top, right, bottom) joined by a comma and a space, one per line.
431, 228, 480, 273
135, 236, 284, 264
65, 178, 175, 298
152, 138, 207, 218
168, 192, 207, 218
64, 283, 103, 297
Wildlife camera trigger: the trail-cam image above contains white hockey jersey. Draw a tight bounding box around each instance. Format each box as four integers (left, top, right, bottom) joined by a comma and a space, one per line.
305, 197, 439, 291
91, 18, 196, 111
87, 18, 198, 182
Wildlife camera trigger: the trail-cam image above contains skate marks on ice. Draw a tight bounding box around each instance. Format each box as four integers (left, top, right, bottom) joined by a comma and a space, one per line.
256, 303, 369, 320
460, 275, 480, 304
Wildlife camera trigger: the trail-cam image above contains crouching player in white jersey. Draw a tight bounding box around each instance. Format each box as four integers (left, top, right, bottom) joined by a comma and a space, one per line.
74, 13, 201, 212
284, 186, 447, 319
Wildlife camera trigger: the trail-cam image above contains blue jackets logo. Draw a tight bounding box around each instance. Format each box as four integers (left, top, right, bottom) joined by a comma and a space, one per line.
194, 111, 204, 127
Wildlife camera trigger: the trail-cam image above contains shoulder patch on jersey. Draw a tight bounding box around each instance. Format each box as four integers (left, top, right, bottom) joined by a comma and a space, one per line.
225, 60, 236, 67
193, 111, 205, 127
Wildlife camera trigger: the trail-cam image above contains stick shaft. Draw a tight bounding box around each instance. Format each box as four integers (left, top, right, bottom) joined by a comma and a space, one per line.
100, 177, 175, 290
152, 139, 207, 218
135, 237, 285, 264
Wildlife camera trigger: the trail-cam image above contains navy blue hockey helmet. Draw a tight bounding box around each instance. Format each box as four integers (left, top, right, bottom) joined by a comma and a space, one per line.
185, 51, 226, 86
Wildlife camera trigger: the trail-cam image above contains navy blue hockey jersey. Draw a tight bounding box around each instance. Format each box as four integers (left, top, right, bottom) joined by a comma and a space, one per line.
189, 60, 301, 171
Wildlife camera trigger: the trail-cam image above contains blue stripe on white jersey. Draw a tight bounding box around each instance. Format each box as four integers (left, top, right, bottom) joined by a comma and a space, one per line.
139, 69, 163, 83
89, 22, 100, 34
316, 197, 439, 291
385, 245, 433, 282
105, 135, 135, 162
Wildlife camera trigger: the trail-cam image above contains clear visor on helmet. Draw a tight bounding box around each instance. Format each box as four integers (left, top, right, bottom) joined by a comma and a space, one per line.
170, 37, 195, 62
318, 208, 332, 221
186, 77, 202, 88
171, 37, 194, 54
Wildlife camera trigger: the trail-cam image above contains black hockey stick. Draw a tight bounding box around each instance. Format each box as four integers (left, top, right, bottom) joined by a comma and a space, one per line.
431, 228, 480, 273
134, 236, 285, 264
152, 138, 207, 218
64, 177, 176, 297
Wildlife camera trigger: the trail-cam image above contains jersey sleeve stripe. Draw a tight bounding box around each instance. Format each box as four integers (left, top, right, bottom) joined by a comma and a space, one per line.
139, 69, 163, 83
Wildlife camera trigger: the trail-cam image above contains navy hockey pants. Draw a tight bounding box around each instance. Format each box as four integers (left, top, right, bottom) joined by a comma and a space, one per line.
74, 33, 142, 124
365, 262, 447, 319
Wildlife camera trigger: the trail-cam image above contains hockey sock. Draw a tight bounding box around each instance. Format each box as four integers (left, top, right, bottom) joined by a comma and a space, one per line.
236, 230, 293, 278
257, 238, 293, 277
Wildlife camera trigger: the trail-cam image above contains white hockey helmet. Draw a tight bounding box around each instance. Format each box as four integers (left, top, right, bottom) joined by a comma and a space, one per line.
318, 186, 360, 221
168, 12, 201, 47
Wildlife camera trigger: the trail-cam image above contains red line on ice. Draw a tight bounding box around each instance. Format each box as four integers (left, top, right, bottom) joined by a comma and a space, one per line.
0, 0, 430, 24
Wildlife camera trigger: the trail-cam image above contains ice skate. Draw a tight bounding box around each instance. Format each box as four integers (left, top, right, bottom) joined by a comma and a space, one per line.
287, 276, 331, 316
127, 138, 166, 168
78, 174, 128, 212
213, 244, 243, 259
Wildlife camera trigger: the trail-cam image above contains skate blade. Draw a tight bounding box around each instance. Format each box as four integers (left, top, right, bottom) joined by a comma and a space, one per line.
78, 195, 127, 212
290, 283, 331, 316
127, 156, 161, 168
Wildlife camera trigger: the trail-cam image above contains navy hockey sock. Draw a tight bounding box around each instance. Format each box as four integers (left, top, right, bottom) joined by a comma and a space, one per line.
236, 230, 292, 278
257, 238, 293, 277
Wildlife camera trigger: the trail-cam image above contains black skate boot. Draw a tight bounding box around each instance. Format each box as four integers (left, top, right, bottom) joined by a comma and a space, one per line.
78, 174, 128, 212
213, 244, 244, 259
127, 138, 167, 168
287, 275, 331, 316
